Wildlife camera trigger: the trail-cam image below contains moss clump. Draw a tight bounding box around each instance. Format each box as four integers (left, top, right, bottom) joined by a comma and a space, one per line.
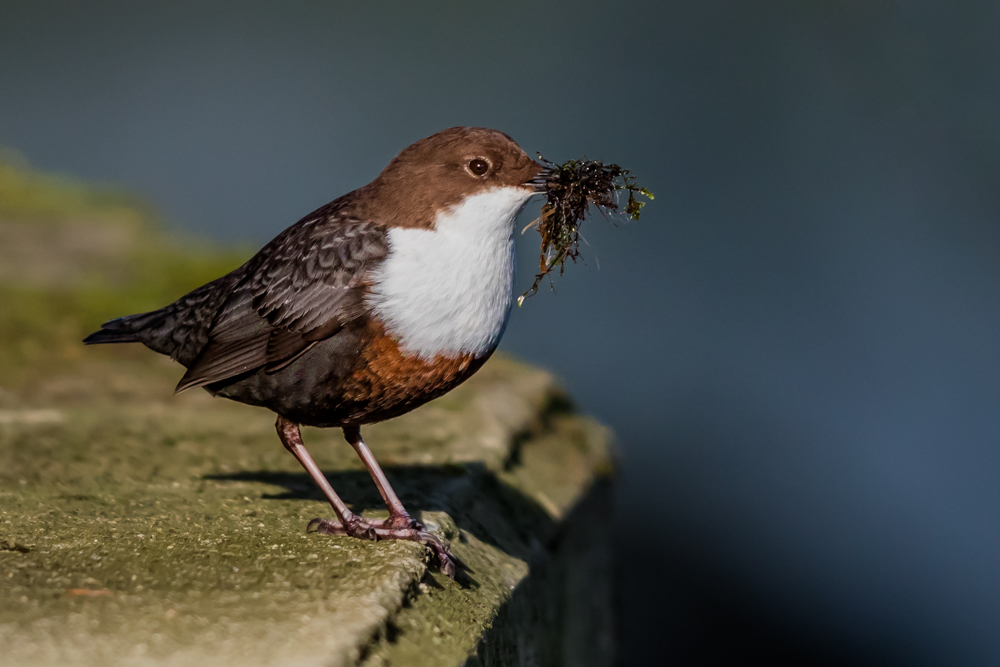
519, 158, 653, 305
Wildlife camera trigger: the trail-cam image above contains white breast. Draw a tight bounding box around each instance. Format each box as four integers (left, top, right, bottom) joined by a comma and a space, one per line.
367, 186, 534, 360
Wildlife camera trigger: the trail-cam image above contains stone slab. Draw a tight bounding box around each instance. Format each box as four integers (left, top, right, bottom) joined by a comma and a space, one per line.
0, 354, 613, 666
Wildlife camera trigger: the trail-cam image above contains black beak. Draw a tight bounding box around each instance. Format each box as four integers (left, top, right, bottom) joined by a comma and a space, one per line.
525, 162, 553, 194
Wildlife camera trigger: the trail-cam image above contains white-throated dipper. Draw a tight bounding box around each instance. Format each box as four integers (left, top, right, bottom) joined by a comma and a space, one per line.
84, 127, 547, 577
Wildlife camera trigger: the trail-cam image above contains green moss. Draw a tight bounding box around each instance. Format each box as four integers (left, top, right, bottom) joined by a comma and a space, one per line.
0, 149, 246, 386
0, 149, 142, 224
519, 157, 653, 305
0, 148, 150, 224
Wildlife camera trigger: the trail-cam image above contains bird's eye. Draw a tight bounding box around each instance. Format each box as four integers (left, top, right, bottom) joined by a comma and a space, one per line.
468, 158, 490, 176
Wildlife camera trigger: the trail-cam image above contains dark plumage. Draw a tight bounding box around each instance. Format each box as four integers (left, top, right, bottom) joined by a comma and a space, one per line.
86, 205, 388, 394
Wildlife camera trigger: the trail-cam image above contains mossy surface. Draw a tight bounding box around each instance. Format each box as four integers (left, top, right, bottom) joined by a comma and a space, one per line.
0, 169, 245, 385
0, 153, 615, 665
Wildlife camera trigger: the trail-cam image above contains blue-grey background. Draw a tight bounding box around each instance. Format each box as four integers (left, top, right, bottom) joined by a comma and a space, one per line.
3, 1, 999, 664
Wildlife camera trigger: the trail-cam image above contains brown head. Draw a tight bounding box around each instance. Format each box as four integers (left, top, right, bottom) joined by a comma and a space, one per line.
352, 127, 544, 229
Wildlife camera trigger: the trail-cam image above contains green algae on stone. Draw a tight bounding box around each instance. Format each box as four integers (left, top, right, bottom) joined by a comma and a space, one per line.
0, 149, 245, 385
0, 366, 613, 667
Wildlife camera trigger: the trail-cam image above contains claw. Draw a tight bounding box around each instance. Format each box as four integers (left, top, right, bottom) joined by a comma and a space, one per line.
413, 530, 458, 579
307, 517, 346, 535
382, 512, 421, 531
344, 516, 378, 541
427, 540, 458, 579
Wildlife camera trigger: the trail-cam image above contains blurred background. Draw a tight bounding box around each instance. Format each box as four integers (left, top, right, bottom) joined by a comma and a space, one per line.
2, 1, 999, 664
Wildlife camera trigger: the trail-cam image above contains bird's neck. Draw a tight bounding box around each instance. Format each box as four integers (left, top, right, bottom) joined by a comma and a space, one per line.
367, 187, 533, 360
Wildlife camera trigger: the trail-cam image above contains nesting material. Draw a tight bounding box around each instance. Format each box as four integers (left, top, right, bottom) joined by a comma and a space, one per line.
519, 158, 653, 305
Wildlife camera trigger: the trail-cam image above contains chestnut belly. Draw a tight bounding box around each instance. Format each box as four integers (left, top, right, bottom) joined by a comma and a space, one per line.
209, 319, 492, 427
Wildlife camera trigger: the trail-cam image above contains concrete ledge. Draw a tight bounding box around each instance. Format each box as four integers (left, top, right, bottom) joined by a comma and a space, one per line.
0, 355, 615, 666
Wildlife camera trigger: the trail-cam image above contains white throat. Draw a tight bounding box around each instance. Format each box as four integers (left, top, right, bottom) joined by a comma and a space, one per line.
368, 186, 534, 360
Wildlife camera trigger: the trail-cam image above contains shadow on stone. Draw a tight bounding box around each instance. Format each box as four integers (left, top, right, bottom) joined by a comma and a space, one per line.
205, 462, 557, 564
205, 467, 617, 665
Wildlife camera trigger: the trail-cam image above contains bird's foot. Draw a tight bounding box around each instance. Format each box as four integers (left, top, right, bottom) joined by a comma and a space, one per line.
306, 512, 418, 533
307, 515, 377, 540
307, 515, 457, 578
380, 511, 422, 531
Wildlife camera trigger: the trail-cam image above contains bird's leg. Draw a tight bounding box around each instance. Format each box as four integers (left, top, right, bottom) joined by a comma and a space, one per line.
316, 425, 457, 578
275, 416, 376, 541
343, 425, 418, 530
276, 418, 456, 576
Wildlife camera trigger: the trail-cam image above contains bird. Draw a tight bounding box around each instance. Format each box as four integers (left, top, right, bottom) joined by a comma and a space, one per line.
84, 127, 547, 577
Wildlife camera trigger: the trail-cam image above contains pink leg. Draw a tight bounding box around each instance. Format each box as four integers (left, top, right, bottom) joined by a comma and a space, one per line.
343, 425, 418, 530
275, 416, 375, 540
276, 417, 456, 577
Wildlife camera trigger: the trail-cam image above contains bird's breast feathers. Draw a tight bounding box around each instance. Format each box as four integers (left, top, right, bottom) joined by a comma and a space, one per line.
367, 186, 534, 360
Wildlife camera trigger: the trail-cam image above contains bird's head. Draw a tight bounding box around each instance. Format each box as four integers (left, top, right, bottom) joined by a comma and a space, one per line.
359, 127, 546, 229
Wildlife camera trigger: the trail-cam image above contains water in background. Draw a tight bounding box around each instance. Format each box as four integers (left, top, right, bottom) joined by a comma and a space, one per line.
3, 1, 1000, 664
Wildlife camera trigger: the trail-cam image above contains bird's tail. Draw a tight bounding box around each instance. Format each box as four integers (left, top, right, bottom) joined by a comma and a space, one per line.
81, 274, 233, 367
83, 311, 167, 345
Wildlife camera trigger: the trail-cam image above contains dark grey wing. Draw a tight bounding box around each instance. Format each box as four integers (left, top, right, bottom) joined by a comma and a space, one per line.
175, 213, 388, 392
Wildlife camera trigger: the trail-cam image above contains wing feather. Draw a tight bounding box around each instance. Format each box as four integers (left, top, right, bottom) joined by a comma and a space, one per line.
175, 211, 388, 392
